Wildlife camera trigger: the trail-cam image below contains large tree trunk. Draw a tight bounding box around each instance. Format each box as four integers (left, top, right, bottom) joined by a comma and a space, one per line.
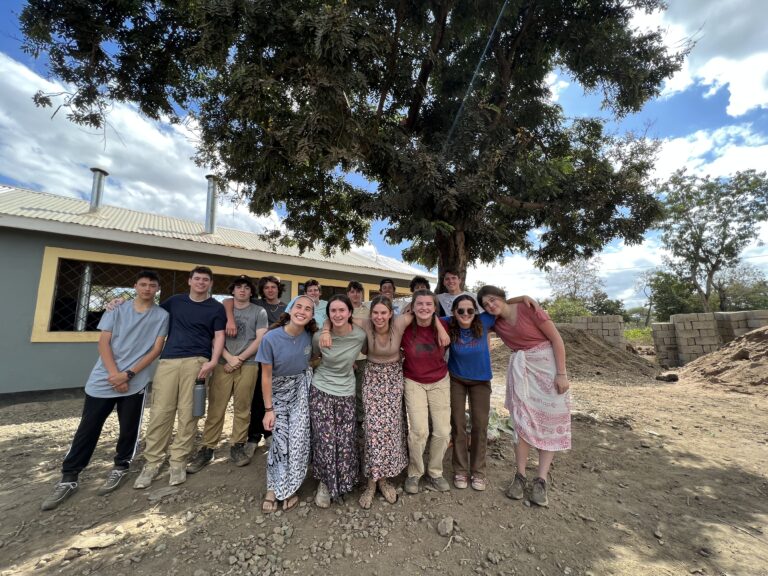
435, 229, 469, 294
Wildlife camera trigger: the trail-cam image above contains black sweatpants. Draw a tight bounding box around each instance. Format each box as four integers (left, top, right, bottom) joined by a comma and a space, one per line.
61, 390, 146, 482
247, 365, 272, 443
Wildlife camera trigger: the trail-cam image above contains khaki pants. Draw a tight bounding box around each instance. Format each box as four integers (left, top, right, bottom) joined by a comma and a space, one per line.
404, 374, 451, 479
450, 375, 491, 479
143, 357, 206, 465
202, 363, 258, 447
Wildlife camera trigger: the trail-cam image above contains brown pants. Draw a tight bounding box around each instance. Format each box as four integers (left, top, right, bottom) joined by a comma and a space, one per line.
450, 374, 491, 479
202, 363, 258, 448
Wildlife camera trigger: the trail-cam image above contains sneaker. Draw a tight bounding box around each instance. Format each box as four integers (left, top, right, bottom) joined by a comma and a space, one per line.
424, 475, 450, 492
404, 476, 420, 494
531, 477, 549, 507
97, 468, 130, 496
244, 440, 259, 459
453, 474, 468, 489
315, 482, 331, 509
505, 472, 526, 500
230, 443, 251, 467
134, 463, 161, 489
186, 447, 214, 474
471, 476, 487, 491
41, 481, 78, 511
169, 463, 187, 486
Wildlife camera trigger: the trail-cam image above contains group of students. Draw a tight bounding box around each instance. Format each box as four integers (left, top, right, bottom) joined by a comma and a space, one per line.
42, 267, 571, 514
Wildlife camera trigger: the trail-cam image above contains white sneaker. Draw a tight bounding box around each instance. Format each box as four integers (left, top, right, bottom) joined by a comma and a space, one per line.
134, 463, 161, 489
169, 463, 187, 486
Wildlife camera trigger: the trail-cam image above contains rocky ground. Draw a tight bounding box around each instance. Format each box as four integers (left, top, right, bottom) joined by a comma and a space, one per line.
1, 333, 767, 576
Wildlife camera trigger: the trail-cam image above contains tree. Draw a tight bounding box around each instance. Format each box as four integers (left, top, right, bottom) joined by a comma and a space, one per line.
586, 290, 628, 321
647, 271, 702, 322
20, 1, 686, 285
545, 258, 603, 301
713, 264, 768, 311
540, 297, 591, 323
659, 169, 768, 311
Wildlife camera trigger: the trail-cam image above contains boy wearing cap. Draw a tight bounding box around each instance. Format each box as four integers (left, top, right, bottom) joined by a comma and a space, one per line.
187, 276, 269, 471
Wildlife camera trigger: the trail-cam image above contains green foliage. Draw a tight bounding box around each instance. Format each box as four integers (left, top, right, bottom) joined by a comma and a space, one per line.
586, 289, 628, 320
546, 258, 603, 301
714, 264, 768, 311
624, 326, 652, 346
647, 271, 702, 321
20, 0, 687, 277
659, 169, 768, 310
542, 297, 591, 323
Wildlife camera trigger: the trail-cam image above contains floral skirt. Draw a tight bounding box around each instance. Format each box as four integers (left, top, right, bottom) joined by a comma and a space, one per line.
309, 385, 358, 499
506, 343, 571, 451
362, 360, 408, 480
267, 369, 311, 500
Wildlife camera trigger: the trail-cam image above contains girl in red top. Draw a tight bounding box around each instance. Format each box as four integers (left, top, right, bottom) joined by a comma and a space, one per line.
401, 290, 451, 494
477, 285, 571, 507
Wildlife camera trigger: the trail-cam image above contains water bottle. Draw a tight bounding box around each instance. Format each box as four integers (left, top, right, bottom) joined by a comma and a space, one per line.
192, 378, 206, 417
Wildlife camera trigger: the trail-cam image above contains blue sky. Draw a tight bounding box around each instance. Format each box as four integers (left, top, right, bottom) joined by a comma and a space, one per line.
1, 1, 767, 307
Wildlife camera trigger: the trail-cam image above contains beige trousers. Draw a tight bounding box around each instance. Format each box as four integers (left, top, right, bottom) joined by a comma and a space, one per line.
404, 374, 451, 479
202, 363, 258, 447
143, 357, 206, 465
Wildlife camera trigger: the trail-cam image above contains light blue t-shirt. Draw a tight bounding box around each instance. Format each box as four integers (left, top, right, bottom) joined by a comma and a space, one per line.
256, 327, 312, 377
85, 304, 169, 398
285, 296, 328, 326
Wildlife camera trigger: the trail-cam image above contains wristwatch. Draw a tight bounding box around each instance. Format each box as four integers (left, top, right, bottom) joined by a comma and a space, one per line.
125, 370, 136, 380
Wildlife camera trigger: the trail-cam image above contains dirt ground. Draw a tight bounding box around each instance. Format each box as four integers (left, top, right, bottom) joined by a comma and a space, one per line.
1, 333, 767, 576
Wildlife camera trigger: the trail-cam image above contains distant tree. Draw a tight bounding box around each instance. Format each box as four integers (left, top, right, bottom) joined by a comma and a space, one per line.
659, 169, 768, 311
545, 258, 603, 301
20, 0, 686, 286
647, 271, 702, 321
586, 290, 628, 321
633, 269, 656, 326
713, 264, 768, 311
625, 306, 650, 326
541, 297, 591, 323
468, 280, 487, 294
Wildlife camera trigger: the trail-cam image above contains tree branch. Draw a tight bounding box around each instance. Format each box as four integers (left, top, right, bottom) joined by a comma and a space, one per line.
403, 1, 451, 132
376, 0, 406, 119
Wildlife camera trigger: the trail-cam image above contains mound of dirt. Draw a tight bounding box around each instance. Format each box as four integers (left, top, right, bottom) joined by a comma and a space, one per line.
490, 325, 661, 382
680, 325, 768, 395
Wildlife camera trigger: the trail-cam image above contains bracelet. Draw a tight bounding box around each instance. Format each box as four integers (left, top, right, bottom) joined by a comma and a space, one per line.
265, 406, 274, 412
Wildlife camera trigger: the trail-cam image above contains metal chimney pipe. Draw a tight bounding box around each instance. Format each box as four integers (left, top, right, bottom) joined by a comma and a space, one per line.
89, 167, 108, 212
204, 174, 217, 234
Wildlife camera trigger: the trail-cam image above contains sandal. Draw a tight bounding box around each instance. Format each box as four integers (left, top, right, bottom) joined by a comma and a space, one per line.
282, 494, 299, 512
261, 491, 278, 514
378, 479, 397, 504
359, 481, 376, 509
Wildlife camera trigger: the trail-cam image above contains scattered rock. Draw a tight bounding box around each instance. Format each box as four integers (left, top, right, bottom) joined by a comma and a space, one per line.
437, 517, 454, 537
148, 486, 180, 502
656, 372, 679, 382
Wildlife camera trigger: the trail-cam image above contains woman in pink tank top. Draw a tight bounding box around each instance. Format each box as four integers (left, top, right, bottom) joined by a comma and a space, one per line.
477, 285, 571, 508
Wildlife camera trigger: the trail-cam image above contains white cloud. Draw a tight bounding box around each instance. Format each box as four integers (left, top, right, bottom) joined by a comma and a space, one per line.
634, 1, 768, 116
0, 53, 280, 234
466, 255, 551, 301
545, 72, 569, 102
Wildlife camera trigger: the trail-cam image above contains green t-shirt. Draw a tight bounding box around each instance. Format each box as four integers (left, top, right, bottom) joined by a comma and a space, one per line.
311, 325, 367, 396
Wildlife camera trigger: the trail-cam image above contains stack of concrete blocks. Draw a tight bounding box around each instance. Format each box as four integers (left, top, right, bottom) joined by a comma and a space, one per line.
650, 309, 768, 367
564, 315, 625, 348
670, 313, 719, 365
650, 321, 678, 368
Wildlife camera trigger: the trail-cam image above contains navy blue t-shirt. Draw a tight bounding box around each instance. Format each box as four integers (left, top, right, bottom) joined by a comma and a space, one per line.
440, 312, 495, 381
160, 294, 227, 360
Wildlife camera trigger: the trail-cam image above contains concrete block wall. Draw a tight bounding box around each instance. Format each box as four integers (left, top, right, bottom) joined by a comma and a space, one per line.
650, 322, 678, 367
651, 309, 768, 366
564, 315, 625, 348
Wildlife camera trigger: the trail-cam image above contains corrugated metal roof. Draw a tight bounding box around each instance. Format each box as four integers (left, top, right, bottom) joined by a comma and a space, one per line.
0, 185, 426, 277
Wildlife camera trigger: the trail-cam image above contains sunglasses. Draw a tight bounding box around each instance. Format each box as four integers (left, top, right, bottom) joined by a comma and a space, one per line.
455, 308, 476, 316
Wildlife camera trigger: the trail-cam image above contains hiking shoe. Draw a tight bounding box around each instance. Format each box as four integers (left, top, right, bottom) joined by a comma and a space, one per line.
404, 476, 420, 494
531, 477, 549, 507
169, 463, 187, 486
230, 443, 251, 467
244, 440, 259, 458
425, 475, 450, 492
97, 468, 130, 496
453, 474, 468, 489
41, 481, 78, 511
315, 482, 331, 509
186, 447, 214, 474
505, 472, 526, 500
134, 463, 161, 489
471, 476, 487, 491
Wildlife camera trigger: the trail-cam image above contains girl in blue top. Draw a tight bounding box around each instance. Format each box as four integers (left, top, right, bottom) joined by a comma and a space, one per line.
440, 294, 496, 491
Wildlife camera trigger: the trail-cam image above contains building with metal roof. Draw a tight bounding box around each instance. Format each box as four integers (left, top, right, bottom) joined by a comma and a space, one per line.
0, 172, 432, 393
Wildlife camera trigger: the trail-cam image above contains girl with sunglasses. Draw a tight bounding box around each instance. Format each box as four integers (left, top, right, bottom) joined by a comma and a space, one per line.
476, 285, 570, 507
